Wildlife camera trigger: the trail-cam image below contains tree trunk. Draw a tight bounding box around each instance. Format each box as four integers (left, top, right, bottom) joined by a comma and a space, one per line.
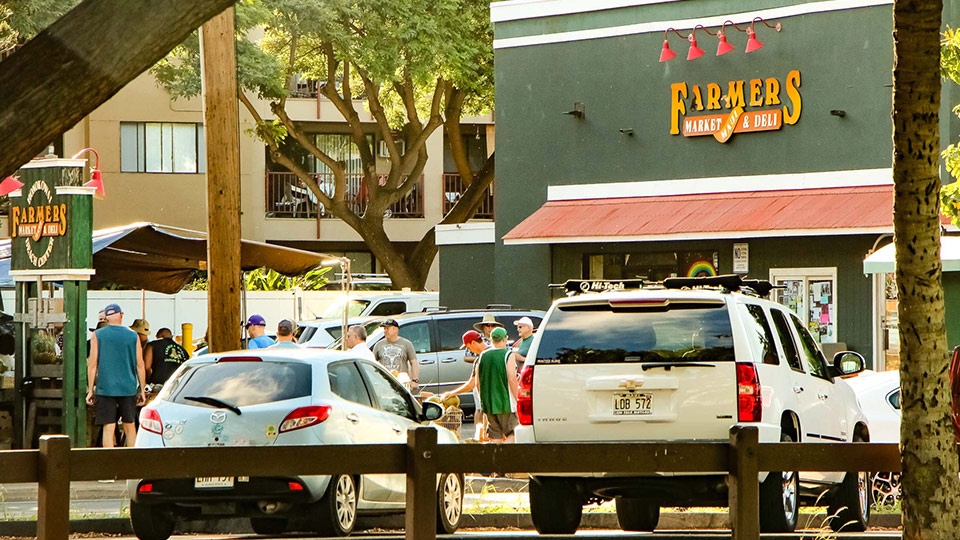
0, 0, 237, 178
893, 1, 960, 537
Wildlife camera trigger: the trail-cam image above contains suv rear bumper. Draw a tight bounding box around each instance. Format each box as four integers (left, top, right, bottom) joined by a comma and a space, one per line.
516, 423, 783, 444
532, 474, 730, 506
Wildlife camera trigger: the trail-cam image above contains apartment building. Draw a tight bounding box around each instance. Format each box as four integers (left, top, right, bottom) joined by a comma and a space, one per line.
54, 72, 495, 289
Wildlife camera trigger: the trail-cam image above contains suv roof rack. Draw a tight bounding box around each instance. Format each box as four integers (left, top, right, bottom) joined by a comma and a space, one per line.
551, 279, 648, 296
663, 274, 781, 297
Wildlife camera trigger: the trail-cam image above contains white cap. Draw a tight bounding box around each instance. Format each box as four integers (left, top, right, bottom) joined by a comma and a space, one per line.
514, 316, 534, 328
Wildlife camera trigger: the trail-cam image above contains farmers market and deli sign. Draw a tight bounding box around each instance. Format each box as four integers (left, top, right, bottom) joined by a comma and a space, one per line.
10, 161, 93, 275
669, 69, 802, 143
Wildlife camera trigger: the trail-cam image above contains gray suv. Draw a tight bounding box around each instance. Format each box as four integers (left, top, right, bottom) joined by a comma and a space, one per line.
336, 309, 545, 413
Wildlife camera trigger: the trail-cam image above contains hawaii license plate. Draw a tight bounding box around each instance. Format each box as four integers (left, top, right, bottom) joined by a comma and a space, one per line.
612, 392, 653, 416
195, 476, 234, 488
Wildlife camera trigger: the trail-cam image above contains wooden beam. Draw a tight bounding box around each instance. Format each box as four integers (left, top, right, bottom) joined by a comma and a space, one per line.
0, 0, 237, 178
200, 8, 242, 353
37, 435, 70, 540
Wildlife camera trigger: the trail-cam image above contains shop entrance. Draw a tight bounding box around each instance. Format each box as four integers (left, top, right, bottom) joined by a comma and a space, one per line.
769, 268, 838, 345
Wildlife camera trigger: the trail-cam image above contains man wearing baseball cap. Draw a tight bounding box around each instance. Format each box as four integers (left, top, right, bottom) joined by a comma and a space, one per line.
475, 326, 519, 443
372, 319, 419, 391
510, 317, 536, 373
245, 314, 276, 349
86, 303, 146, 448
441, 331, 486, 416
269, 319, 301, 349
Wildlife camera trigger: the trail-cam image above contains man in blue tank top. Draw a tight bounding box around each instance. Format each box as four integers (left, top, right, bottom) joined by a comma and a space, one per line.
85, 303, 146, 448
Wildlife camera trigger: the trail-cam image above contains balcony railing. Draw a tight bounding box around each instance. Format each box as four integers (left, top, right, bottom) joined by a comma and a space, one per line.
266, 171, 423, 219
443, 173, 494, 220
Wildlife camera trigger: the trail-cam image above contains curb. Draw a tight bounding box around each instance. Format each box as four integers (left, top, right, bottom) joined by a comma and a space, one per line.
0, 512, 902, 536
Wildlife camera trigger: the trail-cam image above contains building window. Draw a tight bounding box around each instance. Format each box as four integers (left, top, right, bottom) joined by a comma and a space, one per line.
583, 251, 719, 282
120, 122, 206, 173
769, 267, 837, 344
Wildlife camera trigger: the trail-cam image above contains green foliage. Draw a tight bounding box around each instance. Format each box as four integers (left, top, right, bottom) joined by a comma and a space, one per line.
0, 0, 77, 53
243, 266, 331, 291
941, 27, 960, 225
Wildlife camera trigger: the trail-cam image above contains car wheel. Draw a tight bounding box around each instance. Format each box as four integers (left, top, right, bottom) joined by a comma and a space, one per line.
871, 471, 901, 506
250, 517, 288, 535
130, 501, 176, 540
759, 432, 799, 533
529, 476, 582, 534
436, 472, 464, 534
828, 435, 870, 532
615, 497, 660, 531
312, 474, 357, 537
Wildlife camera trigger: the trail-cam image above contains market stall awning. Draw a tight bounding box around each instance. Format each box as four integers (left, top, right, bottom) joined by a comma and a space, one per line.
0, 222, 336, 293
863, 236, 960, 274
503, 186, 895, 244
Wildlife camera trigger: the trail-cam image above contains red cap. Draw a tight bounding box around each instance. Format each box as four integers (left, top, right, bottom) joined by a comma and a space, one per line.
461, 330, 482, 347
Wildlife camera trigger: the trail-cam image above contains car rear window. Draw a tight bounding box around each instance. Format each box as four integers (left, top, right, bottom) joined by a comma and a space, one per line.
170, 361, 312, 407
535, 303, 734, 364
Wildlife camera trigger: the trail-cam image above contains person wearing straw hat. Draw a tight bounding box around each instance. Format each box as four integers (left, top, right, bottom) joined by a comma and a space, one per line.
472, 313, 503, 348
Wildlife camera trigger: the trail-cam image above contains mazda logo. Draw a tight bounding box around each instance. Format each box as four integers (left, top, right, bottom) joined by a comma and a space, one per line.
210, 411, 227, 424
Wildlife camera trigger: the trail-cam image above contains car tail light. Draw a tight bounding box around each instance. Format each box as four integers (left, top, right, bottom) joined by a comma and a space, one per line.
138, 483, 154, 493
279, 405, 331, 433
140, 408, 163, 435
517, 365, 534, 425
736, 362, 762, 422
288, 481, 305, 491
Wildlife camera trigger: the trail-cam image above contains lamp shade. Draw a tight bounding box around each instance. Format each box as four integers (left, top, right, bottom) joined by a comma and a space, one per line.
745, 28, 764, 52
0, 175, 23, 196
659, 39, 677, 62
686, 36, 705, 60
84, 169, 106, 199
717, 32, 735, 55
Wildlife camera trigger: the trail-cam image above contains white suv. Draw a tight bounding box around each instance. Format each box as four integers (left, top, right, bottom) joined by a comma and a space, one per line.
515, 276, 870, 534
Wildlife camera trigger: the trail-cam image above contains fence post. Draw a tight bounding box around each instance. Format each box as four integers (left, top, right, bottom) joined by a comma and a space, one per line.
37, 434, 71, 540
405, 427, 437, 540
729, 425, 760, 540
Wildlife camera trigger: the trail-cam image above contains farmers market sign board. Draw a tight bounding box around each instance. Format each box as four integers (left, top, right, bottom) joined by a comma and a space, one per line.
669, 69, 802, 142
9, 160, 93, 276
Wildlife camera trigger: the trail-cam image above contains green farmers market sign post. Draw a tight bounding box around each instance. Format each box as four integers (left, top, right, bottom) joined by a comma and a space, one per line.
9, 158, 94, 447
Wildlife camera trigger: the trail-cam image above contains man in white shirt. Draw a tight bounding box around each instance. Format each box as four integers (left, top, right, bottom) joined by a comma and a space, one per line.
345, 324, 374, 361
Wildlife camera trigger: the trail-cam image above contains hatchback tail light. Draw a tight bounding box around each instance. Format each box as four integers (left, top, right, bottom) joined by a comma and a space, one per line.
735, 362, 762, 422
279, 405, 332, 433
140, 407, 163, 435
517, 365, 534, 425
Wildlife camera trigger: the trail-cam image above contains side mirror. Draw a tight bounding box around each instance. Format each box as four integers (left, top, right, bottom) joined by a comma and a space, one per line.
421, 401, 444, 422
833, 351, 866, 376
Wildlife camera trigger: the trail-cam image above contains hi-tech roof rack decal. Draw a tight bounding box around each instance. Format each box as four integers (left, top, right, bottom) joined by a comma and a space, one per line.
550, 279, 648, 296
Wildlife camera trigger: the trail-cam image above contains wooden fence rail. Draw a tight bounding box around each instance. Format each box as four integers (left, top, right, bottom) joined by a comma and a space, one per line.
0, 426, 902, 540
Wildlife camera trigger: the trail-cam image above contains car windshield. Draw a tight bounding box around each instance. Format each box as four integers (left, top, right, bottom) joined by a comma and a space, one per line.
321, 298, 372, 319
536, 302, 734, 364
170, 361, 312, 407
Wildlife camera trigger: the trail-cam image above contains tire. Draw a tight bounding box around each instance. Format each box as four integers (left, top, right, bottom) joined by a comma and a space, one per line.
529, 476, 582, 534
250, 517, 288, 535
828, 435, 870, 532
615, 497, 660, 531
130, 501, 176, 540
312, 474, 357, 537
436, 472, 464, 534
759, 432, 799, 533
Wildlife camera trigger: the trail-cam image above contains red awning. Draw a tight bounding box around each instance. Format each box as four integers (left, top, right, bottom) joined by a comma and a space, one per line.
503, 186, 895, 244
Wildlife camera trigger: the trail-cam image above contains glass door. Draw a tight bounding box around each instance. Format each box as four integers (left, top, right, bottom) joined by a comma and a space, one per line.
769, 268, 838, 344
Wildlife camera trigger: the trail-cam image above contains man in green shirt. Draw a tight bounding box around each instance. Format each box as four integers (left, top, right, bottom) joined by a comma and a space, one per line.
477, 327, 519, 442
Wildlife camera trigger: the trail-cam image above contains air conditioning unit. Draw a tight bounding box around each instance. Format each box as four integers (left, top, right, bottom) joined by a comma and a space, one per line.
378, 139, 405, 157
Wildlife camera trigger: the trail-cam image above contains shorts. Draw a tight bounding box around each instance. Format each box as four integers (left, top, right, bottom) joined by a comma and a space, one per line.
485, 412, 518, 440
94, 395, 138, 425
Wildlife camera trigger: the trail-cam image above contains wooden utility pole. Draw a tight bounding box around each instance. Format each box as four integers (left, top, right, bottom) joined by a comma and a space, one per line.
200, 8, 242, 352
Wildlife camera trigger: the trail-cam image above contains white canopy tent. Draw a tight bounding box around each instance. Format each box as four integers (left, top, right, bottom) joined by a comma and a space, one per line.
863, 236, 960, 274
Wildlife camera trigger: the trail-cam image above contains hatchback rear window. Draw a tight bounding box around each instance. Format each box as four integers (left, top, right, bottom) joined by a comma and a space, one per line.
535, 303, 734, 364
170, 361, 312, 407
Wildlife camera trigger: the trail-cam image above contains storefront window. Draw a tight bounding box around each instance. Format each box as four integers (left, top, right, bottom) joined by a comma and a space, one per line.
770, 268, 837, 344
583, 251, 718, 282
